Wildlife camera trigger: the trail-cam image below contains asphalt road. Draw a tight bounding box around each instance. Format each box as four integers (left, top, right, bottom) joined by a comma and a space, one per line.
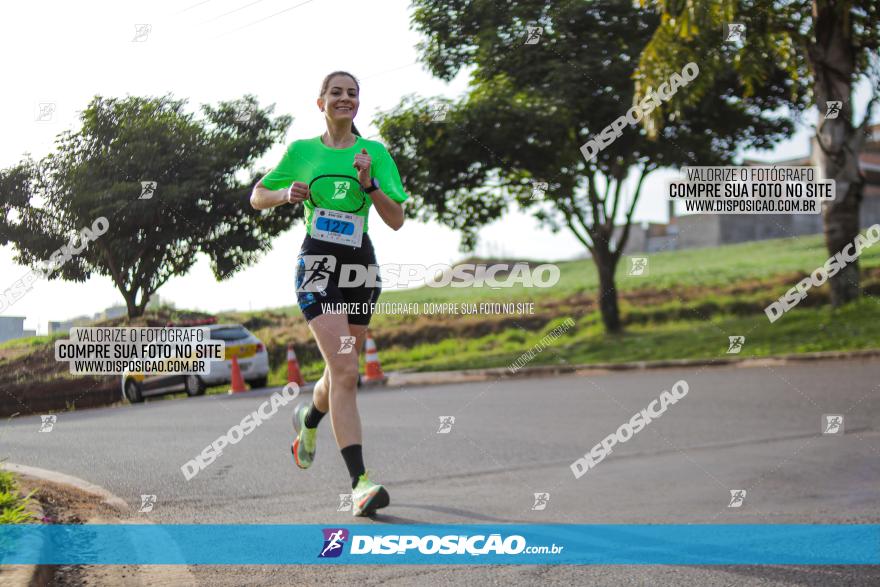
3, 358, 880, 585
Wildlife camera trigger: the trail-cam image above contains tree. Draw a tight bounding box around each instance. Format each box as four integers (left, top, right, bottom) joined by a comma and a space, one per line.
0, 95, 295, 317
637, 0, 880, 306
377, 0, 795, 332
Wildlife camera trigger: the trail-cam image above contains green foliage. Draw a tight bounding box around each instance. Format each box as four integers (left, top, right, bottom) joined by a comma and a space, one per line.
0, 469, 16, 494
0, 490, 20, 510
636, 0, 879, 134
0, 503, 34, 524
0, 94, 295, 317
0, 469, 35, 525
388, 0, 796, 246
383, 0, 802, 332
637, 2, 880, 306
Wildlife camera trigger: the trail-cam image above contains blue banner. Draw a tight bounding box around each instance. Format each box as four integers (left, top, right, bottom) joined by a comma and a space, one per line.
1, 524, 878, 565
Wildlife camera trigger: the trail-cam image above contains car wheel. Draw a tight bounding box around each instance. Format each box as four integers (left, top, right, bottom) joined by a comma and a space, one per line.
185, 375, 206, 396
247, 376, 268, 389
124, 379, 144, 403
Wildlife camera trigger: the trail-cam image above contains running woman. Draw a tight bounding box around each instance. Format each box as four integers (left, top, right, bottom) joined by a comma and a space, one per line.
250, 71, 408, 517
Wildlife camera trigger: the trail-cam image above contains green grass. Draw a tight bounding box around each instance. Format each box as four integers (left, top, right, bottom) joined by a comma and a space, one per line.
5, 233, 878, 388
260, 234, 879, 322
233, 233, 880, 377
384, 234, 880, 299
0, 332, 67, 350
171, 291, 880, 389
368, 297, 880, 372
0, 468, 35, 525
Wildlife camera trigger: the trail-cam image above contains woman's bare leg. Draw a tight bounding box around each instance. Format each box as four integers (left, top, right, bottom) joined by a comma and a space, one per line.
312, 365, 331, 414
308, 313, 363, 448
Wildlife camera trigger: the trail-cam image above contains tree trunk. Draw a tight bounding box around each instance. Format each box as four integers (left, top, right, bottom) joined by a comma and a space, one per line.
811, 0, 862, 306
123, 291, 145, 318
593, 245, 622, 333
821, 161, 862, 304
136, 294, 151, 317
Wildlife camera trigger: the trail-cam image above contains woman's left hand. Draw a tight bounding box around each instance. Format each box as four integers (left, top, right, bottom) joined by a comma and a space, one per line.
353, 148, 372, 186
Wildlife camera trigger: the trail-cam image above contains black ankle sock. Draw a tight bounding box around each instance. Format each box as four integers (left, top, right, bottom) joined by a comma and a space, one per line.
340, 444, 365, 489
303, 402, 325, 429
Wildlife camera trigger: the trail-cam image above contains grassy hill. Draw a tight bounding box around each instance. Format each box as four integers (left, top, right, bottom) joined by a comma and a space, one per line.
222, 233, 880, 382
2, 233, 878, 397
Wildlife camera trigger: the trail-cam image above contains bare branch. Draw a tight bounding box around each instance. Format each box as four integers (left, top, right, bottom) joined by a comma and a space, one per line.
612, 164, 651, 262
565, 215, 593, 253
608, 174, 625, 230
563, 192, 594, 252
586, 174, 603, 228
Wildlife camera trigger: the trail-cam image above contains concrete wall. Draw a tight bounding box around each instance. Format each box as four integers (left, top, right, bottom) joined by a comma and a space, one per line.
675, 214, 721, 249
612, 223, 647, 254
48, 321, 73, 334
646, 235, 678, 253
719, 213, 823, 244
788, 211, 824, 237
0, 316, 26, 343
861, 192, 880, 229
48, 316, 93, 334
616, 191, 879, 253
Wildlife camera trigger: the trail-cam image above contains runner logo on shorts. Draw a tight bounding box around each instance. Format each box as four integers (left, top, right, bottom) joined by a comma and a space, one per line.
298, 255, 337, 293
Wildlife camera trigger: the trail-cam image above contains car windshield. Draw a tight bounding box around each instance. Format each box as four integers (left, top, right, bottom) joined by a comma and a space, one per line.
210, 327, 249, 341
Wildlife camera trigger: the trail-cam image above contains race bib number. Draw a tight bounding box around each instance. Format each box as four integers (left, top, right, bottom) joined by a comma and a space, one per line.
311, 208, 364, 247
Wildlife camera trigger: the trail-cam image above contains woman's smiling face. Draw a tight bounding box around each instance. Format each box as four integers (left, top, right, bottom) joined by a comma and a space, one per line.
319, 74, 359, 124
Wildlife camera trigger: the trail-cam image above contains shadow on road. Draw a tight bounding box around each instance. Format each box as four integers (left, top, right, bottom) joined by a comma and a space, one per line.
370, 503, 537, 525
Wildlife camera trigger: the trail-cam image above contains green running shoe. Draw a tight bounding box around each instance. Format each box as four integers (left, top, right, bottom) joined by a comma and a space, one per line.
351, 471, 390, 517
291, 402, 317, 469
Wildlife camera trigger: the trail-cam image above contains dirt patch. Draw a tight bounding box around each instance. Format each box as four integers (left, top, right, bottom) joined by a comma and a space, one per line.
12, 475, 195, 586
0, 378, 120, 418
17, 477, 122, 525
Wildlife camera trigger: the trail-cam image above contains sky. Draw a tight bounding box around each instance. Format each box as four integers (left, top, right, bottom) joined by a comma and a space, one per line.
1, 0, 876, 334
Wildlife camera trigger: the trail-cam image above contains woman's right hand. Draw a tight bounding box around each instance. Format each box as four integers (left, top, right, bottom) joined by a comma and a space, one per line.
287, 181, 309, 204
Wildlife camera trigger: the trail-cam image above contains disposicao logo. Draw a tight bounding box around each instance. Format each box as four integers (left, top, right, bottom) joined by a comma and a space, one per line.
315, 529, 562, 558
319, 528, 349, 558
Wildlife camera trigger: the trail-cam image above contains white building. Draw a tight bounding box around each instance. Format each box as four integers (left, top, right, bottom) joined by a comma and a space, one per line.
0, 316, 36, 343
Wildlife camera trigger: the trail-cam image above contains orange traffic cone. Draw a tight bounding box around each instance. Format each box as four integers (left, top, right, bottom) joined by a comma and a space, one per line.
362, 332, 387, 385
229, 355, 249, 394
287, 344, 305, 386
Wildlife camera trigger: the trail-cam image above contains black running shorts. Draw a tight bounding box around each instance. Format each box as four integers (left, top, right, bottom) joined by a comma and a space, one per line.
295, 233, 382, 325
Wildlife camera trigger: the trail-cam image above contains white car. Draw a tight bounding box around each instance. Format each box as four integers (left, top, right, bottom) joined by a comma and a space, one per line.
121, 323, 270, 403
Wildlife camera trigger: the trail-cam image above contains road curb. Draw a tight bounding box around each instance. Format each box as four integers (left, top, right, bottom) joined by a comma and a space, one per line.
0, 479, 51, 587
3, 463, 128, 509
1, 463, 197, 585
1, 464, 117, 587
383, 348, 880, 388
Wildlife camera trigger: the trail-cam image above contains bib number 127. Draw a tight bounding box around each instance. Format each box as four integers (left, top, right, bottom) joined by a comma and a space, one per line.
311, 208, 363, 247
